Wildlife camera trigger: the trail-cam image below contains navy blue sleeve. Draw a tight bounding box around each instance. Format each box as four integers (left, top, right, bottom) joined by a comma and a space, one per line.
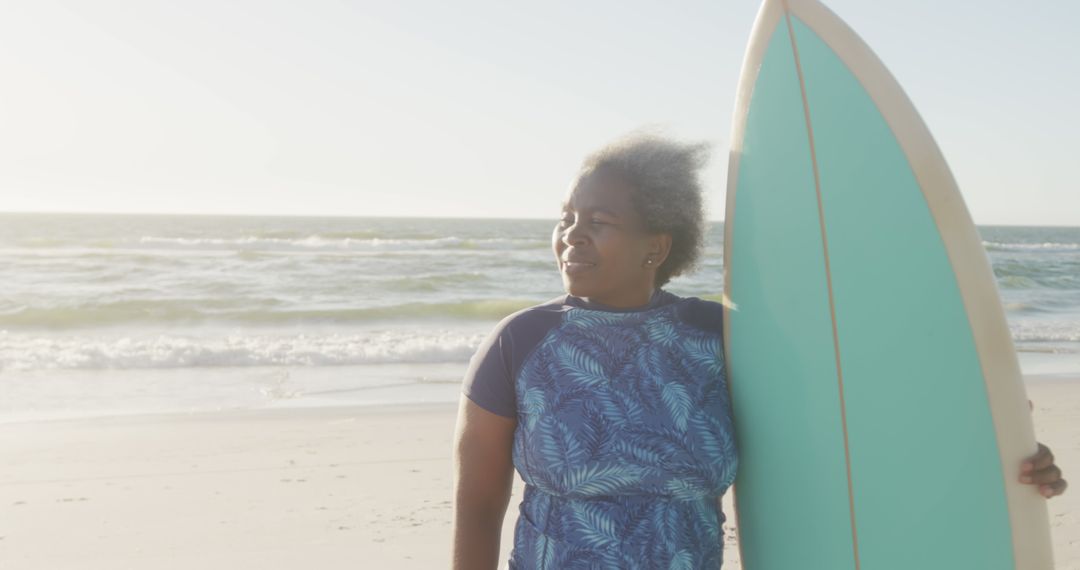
461, 298, 568, 419
461, 316, 518, 418
677, 297, 725, 337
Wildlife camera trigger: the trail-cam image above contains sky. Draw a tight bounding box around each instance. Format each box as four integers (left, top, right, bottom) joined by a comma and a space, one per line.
0, 0, 1077, 225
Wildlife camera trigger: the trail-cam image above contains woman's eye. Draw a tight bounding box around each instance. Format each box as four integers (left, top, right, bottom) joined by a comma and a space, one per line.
556, 216, 609, 228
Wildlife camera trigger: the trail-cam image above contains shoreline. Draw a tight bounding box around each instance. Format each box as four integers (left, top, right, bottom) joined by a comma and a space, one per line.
2, 356, 1076, 426
0, 400, 459, 428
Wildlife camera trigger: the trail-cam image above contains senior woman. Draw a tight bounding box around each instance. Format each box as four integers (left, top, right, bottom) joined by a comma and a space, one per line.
451, 134, 1066, 569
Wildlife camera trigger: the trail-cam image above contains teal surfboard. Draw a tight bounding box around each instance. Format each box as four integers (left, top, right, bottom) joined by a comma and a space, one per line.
722, 0, 1053, 568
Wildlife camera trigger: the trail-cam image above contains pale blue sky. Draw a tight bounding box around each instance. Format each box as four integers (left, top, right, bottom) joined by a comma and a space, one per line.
1, 1, 1077, 224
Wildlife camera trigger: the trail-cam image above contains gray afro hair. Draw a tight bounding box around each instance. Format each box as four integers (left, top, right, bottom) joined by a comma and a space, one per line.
579, 132, 711, 287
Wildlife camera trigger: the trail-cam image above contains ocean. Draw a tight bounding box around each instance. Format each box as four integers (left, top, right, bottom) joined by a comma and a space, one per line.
1, 213, 1078, 420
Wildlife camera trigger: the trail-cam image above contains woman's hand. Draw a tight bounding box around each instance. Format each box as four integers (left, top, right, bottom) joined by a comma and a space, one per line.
1021, 442, 1067, 498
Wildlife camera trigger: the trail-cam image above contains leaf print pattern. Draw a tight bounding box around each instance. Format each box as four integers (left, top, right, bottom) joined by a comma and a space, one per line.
521, 387, 548, 431
560, 464, 650, 497
669, 550, 695, 570
555, 344, 608, 387
661, 381, 694, 431
536, 417, 587, 472
578, 401, 615, 459
570, 502, 621, 548
509, 301, 737, 569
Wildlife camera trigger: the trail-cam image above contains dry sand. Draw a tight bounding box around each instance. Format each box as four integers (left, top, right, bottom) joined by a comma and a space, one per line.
1, 380, 1076, 569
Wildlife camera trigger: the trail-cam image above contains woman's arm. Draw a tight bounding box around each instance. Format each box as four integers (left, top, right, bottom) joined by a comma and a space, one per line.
452, 395, 517, 570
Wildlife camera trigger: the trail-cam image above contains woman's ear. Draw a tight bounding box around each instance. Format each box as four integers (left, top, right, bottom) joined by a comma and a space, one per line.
649, 233, 673, 266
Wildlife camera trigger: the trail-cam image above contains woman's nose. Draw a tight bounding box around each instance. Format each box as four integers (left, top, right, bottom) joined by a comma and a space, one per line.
562, 222, 587, 246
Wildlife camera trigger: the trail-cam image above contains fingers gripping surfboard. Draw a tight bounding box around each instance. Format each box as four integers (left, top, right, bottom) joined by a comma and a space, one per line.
722, 1, 1054, 568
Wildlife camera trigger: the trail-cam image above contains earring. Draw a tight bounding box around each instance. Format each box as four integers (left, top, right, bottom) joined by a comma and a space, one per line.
646, 259, 654, 265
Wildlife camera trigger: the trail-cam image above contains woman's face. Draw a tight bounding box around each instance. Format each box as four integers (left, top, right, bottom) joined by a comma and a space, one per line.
552, 169, 667, 308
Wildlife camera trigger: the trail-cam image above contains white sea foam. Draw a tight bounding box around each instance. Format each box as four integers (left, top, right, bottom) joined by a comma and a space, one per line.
134, 235, 546, 251
0, 329, 486, 371
1010, 321, 1080, 344
983, 241, 1080, 253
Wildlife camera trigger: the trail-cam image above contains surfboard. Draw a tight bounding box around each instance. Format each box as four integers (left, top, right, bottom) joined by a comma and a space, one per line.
721, 1, 1054, 568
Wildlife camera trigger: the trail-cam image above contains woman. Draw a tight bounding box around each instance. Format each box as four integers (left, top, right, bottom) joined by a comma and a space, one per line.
451, 134, 1067, 569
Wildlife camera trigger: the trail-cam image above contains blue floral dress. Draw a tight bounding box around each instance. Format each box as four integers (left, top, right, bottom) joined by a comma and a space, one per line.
462, 291, 738, 569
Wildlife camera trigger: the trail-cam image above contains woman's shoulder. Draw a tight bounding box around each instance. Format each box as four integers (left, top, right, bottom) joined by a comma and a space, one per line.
495, 295, 573, 330
481, 295, 574, 351
669, 294, 725, 336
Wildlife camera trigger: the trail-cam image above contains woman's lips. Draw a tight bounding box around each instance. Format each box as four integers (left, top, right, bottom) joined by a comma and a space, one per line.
561, 260, 595, 276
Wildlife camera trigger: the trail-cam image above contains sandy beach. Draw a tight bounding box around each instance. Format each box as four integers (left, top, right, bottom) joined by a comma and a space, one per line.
1, 378, 1076, 570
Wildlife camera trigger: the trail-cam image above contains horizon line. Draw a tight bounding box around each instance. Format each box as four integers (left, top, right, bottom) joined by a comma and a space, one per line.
0, 209, 1074, 228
